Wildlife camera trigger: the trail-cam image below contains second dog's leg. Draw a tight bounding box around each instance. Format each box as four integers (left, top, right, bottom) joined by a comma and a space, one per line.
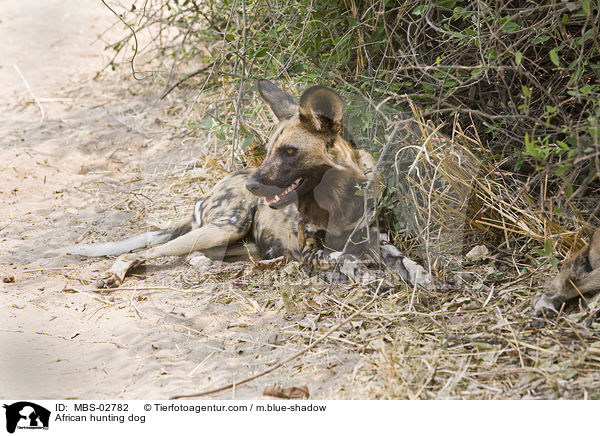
534, 229, 600, 317
534, 268, 600, 316
99, 223, 247, 287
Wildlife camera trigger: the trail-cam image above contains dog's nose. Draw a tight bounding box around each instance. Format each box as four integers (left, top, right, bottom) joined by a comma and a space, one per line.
245, 177, 260, 194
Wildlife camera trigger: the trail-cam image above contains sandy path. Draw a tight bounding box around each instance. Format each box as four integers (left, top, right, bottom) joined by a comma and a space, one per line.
0, 1, 358, 399
0, 0, 121, 398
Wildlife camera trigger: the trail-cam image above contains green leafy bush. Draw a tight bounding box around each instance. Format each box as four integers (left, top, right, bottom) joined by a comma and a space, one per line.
106, 0, 600, 240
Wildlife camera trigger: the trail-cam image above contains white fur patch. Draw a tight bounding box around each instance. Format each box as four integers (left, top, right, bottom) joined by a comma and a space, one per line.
533, 294, 559, 315
381, 244, 402, 258
193, 199, 204, 227
187, 253, 213, 271
402, 257, 431, 287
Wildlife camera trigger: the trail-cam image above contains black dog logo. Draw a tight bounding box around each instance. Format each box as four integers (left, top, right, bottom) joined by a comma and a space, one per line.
3, 402, 50, 433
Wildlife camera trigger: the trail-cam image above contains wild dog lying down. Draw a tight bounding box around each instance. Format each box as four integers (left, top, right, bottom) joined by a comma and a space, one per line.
60, 80, 431, 289
534, 228, 600, 317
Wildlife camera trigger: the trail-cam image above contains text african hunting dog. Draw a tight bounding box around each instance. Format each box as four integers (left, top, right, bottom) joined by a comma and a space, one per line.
534, 228, 600, 317
59, 80, 432, 290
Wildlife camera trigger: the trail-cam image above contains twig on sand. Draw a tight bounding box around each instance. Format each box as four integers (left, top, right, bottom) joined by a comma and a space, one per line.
13, 64, 45, 123
90, 285, 201, 293
170, 284, 381, 399
22, 267, 78, 273
160, 65, 212, 100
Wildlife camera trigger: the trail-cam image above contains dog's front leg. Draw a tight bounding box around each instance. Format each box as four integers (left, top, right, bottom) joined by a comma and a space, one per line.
301, 245, 378, 285
534, 229, 600, 318
534, 267, 600, 317
380, 244, 432, 289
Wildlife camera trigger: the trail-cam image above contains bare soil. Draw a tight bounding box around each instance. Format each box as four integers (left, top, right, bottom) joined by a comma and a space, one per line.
0, 1, 361, 399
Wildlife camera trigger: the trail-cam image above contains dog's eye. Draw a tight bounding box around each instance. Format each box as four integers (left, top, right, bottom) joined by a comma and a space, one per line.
282, 147, 297, 156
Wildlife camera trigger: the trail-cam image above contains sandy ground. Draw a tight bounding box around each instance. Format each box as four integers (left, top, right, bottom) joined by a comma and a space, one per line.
5, 2, 600, 404
0, 1, 361, 399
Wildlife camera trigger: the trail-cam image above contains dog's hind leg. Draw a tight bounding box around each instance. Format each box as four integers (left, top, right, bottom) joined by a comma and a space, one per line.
98, 223, 249, 288
52, 218, 192, 257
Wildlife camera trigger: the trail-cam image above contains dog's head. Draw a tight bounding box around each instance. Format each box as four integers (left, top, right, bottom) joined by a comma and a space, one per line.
246, 80, 356, 209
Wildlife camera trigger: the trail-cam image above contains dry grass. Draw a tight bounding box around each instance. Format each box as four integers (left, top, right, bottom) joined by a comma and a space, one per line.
71, 66, 600, 399
341, 102, 600, 399
396, 101, 593, 259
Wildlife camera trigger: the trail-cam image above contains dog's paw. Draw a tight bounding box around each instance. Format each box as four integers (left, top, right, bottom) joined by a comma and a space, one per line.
400, 257, 432, 289
94, 274, 122, 289
337, 253, 379, 284
187, 253, 213, 272
532, 293, 560, 319
432, 279, 455, 292
94, 254, 144, 288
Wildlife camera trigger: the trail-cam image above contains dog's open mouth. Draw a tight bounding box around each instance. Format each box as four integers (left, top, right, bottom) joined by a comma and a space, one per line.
264, 177, 304, 207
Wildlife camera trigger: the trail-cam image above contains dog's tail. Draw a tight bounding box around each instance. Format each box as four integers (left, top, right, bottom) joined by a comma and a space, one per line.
52, 219, 192, 257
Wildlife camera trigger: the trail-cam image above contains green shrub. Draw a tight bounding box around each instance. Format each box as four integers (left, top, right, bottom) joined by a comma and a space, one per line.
106, 0, 600, 238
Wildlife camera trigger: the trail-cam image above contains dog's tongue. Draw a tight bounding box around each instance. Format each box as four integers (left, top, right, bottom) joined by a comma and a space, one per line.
265, 195, 280, 205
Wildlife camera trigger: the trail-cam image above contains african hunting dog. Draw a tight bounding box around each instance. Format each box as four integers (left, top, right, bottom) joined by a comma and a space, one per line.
59, 80, 431, 290
534, 228, 600, 317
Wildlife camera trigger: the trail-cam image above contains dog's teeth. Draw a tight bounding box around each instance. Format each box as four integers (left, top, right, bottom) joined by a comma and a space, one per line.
271, 178, 302, 204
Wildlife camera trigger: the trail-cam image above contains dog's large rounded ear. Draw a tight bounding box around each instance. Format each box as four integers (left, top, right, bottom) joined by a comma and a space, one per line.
299, 86, 343, 135
257, 80, 298, 120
